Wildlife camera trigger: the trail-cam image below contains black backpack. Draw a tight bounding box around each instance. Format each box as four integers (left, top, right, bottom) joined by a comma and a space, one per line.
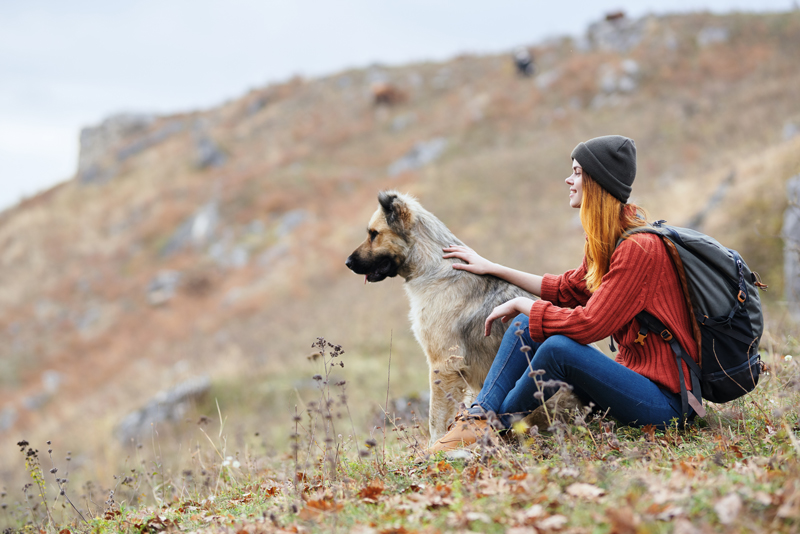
618, 221, 767, 425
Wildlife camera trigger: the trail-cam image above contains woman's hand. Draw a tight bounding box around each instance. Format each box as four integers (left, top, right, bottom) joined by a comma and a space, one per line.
484, 297, 535, 336
442, 245, 496, 275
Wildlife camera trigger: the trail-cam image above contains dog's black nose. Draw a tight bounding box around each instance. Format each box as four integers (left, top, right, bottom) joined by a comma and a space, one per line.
345, 256, 353, 269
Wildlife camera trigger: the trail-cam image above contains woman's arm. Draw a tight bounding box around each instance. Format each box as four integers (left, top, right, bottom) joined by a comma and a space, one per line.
527, 236, 658, 345
442, 245, 543, 296
483, 296, 536, 336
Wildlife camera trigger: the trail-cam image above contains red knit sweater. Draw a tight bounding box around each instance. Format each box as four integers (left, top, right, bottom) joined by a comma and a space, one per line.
528, 233, 699, 394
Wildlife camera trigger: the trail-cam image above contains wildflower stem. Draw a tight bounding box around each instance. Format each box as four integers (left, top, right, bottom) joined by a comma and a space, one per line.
382, 331, 393, 470
47, 448, 87, 524
341, 385, 363, 463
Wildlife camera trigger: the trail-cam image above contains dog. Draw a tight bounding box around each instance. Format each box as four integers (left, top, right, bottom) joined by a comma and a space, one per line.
345, 191, 536, 443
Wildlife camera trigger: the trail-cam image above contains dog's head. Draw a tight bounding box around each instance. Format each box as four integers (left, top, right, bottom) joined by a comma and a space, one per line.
345, 191, 414, 283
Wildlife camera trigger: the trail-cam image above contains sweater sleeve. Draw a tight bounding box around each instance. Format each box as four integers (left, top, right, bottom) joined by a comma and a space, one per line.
529, 236, 660, 344
539, 257, 590, 308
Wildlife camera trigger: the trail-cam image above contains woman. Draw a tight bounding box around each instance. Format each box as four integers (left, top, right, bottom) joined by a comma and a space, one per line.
429, 135, 699, 453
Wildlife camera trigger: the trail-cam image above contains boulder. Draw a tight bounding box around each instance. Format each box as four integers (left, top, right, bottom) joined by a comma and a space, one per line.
147, 270, 182, 306
117, 120, 184, 161
586, 13, 647, 53
784, 175, 800, 321
0, 406, 17, 431
42, 370, 62, 394
194, 136, 227, 169
77, 113, 155, 184
784, 122, 799, 141
388, 138, 448, 177
372, 392, 430, 431
20, 371, 63, 412
115, 375, 211, 444
697, 26, 730, 47
161, 201, 220, 257
598, 60, 640, 95
276, 209, 308, 237
686, 170, 736, 231
208, 238, 250, 269
521, 387, 586, 431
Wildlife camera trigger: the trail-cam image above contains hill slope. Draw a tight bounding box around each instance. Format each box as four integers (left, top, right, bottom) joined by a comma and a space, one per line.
1, 10, 799, 488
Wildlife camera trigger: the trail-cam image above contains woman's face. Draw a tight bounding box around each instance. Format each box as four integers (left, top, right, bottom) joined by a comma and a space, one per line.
566, 159, 584, 209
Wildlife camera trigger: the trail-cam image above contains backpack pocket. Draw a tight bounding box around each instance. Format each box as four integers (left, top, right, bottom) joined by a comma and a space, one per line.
701, 353, 761, 403
698, 305, 761, 403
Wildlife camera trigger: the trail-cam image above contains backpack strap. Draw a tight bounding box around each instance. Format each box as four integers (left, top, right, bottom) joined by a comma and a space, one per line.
635, 311, 706, 426
619, 222, 703, 365
618, 221, 707, 426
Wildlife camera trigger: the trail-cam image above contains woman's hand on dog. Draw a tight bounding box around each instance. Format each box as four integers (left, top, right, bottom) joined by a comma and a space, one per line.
443, 245, 496, 275
484, 297, 535, 336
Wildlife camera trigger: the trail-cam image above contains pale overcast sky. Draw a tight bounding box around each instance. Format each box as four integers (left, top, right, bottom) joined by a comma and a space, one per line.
0, 0, 794, 212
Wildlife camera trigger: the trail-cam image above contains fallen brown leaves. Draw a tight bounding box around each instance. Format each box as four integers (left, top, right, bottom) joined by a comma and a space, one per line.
565, 482, 605, 501
298, 490, 344, 521
129, 514, 181, 533
606, 506, 639, 534
358, 479, 385, 503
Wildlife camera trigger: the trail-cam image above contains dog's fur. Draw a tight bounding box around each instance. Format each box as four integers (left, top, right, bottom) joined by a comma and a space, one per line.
346, 191, 535, 443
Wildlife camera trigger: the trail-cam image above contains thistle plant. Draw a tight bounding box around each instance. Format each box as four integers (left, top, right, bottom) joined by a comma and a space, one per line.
44, 441, 87, 524
293, 337, 354, 488
16, 440, 53, 530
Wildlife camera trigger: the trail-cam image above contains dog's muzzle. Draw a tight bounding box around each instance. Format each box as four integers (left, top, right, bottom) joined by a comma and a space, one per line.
345, 253, 398, 283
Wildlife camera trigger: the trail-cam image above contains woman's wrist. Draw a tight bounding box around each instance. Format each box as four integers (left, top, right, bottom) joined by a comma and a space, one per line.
515, 297, 535, 315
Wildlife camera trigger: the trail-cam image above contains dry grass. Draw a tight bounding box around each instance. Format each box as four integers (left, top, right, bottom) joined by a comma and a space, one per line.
3, 331, 799, 533
0, 10, 799, 530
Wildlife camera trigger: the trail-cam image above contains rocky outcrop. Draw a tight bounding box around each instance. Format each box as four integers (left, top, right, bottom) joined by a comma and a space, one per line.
147, 270, 182, 306
784, 175, 800, 321
586, 13, 648, 53
388, 138, 447, 177
0, 406, 17, 432
161, 201, 220, 257
115, 375, 211, 444
77, 113, 187, 184
697, 26, 730, 47
194, 135, 226, 169
686, 170, 736, 231
77, 113, 154, 183
117, 120, 185, 161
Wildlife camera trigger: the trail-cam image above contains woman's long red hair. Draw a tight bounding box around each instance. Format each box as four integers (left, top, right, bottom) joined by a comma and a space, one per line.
580, 174, 647, 292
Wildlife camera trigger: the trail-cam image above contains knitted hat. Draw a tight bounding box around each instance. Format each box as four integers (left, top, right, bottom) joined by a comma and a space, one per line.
571, 135, 637, 204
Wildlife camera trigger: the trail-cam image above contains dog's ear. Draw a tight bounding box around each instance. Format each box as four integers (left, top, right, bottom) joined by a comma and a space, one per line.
378, 191, 412, 231
378, 190, 396, 213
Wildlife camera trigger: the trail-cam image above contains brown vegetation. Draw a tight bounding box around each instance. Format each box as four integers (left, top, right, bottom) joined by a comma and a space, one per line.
0, 11, 798, 518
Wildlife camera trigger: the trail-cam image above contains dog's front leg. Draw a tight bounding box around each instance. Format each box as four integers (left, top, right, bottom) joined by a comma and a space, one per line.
427, 370, 462, 444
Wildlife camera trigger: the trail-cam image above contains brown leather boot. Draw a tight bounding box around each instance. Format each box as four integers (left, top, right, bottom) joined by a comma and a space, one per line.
426, 414, 492, 454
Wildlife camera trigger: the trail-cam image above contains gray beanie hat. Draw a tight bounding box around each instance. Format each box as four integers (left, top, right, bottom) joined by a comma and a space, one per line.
571, 135, 637, 204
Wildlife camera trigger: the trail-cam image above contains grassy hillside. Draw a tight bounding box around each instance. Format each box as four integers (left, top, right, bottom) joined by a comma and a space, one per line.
1, 10, 799, 532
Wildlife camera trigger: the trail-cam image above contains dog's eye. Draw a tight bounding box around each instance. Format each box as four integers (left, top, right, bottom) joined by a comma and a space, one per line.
369, 230, 379, 241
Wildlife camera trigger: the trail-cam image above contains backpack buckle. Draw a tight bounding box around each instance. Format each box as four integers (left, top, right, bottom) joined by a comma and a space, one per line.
660, 329, 673, 342
635, 332, 647, 345
737, 290, 746, 303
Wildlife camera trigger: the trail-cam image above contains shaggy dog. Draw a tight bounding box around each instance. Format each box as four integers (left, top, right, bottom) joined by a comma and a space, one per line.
346, 191, 536, 443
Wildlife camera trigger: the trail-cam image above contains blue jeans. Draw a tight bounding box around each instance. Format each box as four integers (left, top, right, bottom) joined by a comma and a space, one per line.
469, 314, 690, 429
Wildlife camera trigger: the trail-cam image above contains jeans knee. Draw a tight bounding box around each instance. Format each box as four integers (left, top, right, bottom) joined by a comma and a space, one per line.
537, 335, 574, 359
530, 335, 580, 374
